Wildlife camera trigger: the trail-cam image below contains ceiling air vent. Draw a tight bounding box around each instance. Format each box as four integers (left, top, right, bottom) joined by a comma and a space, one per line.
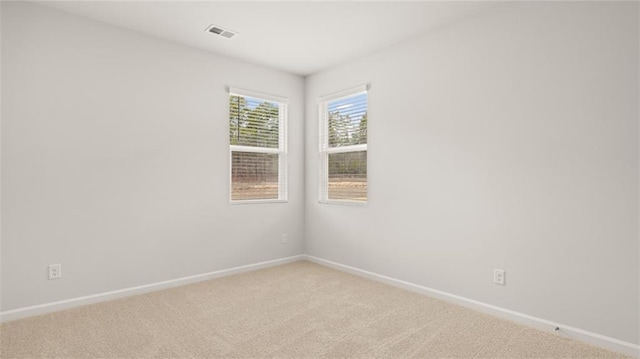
205, 24, 237, 39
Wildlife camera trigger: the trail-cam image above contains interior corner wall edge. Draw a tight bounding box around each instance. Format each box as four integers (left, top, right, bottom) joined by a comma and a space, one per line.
304, 1, 640, 346
0, 0, 4, 315
0, 1, 305, 312
637, 0, 640, 351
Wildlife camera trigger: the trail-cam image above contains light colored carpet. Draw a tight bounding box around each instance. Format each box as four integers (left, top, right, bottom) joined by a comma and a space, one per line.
0, 260, 631, 358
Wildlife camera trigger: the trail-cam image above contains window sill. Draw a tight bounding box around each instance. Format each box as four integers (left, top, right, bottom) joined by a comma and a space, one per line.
318, 199, 368, 206
230, 199, 288, 205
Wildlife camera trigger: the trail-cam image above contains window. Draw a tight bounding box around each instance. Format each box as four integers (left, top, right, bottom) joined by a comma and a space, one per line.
229, 88, 287, 203
319, 85, 368, 204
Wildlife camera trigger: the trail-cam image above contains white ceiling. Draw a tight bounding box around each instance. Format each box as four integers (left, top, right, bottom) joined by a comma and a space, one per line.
35, 1, 495, 76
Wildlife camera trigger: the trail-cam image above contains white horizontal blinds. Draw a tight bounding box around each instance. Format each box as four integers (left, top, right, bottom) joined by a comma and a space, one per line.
319, 86, 368, 203
327, 92, 368, 148
229, 91, 287, 202
229, 95, 280, 148
231, 152, 279, 200
327, 151, 367, 200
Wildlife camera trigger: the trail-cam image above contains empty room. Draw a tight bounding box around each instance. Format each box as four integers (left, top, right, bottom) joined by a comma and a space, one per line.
0, 1, 638, 358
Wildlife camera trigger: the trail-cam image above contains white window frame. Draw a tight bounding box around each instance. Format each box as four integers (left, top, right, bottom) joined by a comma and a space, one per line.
228, 87, 288, 204
318, 85, 368, 205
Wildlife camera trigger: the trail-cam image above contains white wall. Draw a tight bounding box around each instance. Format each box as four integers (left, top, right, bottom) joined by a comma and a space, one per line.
1, 1, 304, 311
305, 1, 639, 345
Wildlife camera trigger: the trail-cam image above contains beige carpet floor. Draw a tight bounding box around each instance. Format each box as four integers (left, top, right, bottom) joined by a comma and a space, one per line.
0, 260, 632, 358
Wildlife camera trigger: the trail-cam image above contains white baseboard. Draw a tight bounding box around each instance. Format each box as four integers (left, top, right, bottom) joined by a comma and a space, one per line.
303, 254, 640, 358
0, 254, 304, 323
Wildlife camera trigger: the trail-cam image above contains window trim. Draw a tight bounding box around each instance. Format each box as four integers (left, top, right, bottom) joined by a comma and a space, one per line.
317, 85, 367, 104
228, 88, 288, 204
229, 87, 288, 105
318, 85, 369, 205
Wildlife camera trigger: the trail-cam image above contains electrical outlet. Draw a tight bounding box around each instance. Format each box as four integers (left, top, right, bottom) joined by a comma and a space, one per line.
494, 269, 505, 285
281, 234, 288, 244
48, 264, 62, 280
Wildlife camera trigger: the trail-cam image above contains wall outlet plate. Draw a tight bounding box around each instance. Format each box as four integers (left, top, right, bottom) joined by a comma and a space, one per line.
48, 264, 62, 280
494, 269, 505, 285
281, 234, 288, 244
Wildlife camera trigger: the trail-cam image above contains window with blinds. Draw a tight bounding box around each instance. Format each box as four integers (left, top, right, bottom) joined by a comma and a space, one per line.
229, 88, 287, 203
319, 86, 368, 204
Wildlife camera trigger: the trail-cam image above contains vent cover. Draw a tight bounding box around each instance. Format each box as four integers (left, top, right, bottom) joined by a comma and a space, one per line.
205, 24, 237, 39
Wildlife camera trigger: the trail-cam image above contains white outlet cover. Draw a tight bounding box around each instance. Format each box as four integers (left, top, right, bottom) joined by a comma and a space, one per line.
281, 234, 288, 244
494, 269, 505, 285
48, 264, 62, 280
